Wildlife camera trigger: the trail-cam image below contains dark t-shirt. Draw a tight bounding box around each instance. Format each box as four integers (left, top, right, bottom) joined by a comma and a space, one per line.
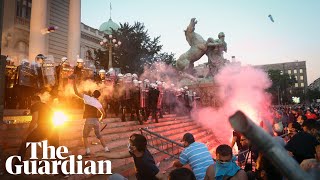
129, 149, 159, 180
285, 132, 319, 164
30, 102, 54, 130
148, 88, 159, 109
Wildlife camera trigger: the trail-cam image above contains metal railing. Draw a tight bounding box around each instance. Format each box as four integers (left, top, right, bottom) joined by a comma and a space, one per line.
139, 127, 184, 159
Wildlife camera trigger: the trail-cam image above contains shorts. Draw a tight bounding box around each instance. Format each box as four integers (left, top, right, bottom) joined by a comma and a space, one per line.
83, 118, 102, 139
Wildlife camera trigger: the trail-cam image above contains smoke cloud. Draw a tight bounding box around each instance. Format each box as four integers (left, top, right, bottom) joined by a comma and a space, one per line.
191, 63, 273, 149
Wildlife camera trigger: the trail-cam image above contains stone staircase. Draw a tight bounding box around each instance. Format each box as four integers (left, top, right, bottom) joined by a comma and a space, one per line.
0, 114, 221, 180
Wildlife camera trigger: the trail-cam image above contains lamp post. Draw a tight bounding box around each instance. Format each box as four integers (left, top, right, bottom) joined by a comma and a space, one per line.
100, 34, 121, 69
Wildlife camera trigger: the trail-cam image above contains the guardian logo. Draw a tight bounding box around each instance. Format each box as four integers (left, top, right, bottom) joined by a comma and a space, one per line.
5, 140, 112, 175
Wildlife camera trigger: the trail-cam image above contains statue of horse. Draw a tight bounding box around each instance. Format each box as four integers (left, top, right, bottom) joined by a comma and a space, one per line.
176, 18, 207, 73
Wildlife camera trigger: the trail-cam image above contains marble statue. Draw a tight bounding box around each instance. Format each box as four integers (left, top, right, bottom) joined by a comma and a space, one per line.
176, 18, 207, 73
206, 32, 228, 77
176, 18, 228, 80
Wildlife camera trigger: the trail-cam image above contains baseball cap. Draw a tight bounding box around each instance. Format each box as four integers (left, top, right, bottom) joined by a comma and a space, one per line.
181, 133, 195, 144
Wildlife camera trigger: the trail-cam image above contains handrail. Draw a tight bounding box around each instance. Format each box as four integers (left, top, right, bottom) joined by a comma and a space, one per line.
139, 127, 184, 147
139, 127, 184, 159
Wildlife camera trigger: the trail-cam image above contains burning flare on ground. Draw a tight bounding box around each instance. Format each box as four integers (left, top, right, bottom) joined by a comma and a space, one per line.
52, 111, 68, 126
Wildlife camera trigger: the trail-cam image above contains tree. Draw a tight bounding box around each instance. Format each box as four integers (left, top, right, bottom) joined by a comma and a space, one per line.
267, 69, 296, 104
95, 22, 175, 74
307, 88, 320, 102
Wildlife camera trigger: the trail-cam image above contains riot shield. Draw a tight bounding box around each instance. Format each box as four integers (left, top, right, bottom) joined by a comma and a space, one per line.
41, 57, 56, 87
5, 65, 17, 88
17, 63, 37, 87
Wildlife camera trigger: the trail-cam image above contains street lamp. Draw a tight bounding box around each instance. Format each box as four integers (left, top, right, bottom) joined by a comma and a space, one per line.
100, 34, 121, 69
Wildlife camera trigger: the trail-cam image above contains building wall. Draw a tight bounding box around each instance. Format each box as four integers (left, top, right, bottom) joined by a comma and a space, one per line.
1, 0, 103, 65
80, 23, 104, 60
48, 0, 69, 62
254, 61, 308, 93
1, 0, 30, 64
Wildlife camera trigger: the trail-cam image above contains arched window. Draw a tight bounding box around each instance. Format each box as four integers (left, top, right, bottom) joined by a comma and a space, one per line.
86, 49, 93, 60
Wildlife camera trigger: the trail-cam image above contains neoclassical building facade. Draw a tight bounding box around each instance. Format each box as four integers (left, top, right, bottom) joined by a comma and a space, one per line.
1, 0, 118, 66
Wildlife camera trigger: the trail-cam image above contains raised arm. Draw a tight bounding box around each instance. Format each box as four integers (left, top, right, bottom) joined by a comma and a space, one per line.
72, 77, 84, 99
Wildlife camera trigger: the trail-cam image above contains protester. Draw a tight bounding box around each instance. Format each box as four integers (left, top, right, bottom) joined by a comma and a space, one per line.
205, 144, 247, 180
285, 122, 320, 164
300, 145, 320, 171
231, 130, 246, 165
16, 95, 58, 161
95, 133, 166, 180
256, 152, 282, 180
73, 76, 109, 157
173, 133, 214, 180
305, 109, 318, 120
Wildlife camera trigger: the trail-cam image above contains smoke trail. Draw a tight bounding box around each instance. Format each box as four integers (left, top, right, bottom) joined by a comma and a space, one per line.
192, 63, 273, 147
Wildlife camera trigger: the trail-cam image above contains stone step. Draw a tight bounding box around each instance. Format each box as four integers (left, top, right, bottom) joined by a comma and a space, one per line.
60, 116, 190, 141
0, 114, 219, 180
0, 119, 203, 161
90, 132, 217, 179
0, 116, 189, 149
65, 131, 215, 180
66, 120, 201, 156
0, 117, 191, 165
61, 120, 195, 152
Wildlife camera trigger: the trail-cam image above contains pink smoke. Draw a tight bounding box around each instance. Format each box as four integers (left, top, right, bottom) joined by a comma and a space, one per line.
192, 63, 273, 148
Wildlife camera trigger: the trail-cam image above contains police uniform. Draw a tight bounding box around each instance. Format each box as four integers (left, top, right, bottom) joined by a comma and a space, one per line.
131, 80, 142, 124
146, 84, 160, 123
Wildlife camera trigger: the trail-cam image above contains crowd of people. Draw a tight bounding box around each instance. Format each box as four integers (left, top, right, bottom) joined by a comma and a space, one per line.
6, 55, 320, 180
100, 104, 320, 180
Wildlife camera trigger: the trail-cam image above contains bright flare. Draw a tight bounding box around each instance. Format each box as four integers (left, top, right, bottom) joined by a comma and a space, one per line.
53, 111, 68, 126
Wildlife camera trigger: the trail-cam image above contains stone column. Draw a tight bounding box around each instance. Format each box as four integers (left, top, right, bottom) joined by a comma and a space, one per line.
28, 0, 48, 61
108, 46, 112, 68
67, 0, 81, 66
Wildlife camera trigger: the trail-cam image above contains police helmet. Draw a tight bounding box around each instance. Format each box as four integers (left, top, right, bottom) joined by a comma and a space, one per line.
77, 58, 84, 63
99, 69, 106, 74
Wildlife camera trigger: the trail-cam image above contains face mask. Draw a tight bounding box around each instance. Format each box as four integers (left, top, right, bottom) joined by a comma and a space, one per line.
217, 160, 233, 168
215, 156, 240, 178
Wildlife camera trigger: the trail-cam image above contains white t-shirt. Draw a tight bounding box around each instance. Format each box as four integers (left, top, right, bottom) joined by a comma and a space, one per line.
83, 94, 102, 109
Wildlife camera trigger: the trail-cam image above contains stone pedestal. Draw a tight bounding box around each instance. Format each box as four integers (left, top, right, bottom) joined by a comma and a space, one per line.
188, 82, 221, 108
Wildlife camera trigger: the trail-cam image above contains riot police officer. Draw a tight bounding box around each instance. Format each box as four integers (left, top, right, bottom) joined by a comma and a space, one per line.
120, 73, 133, 121
34, 54, 46, 91
146, 83, 160, 123
4, 57, 17, 108
156, 81, 164, 118
111, 73, 123, 118
141, 79, 150, 121
97, 69, 106, 83
74, 58, 84, 82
